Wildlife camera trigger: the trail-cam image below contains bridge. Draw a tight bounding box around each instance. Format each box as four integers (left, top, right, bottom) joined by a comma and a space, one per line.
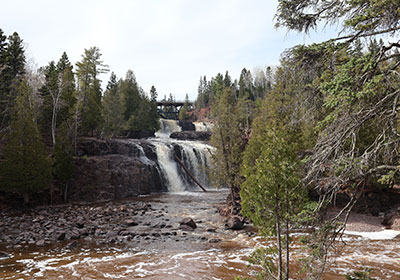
156, 101, 193, 120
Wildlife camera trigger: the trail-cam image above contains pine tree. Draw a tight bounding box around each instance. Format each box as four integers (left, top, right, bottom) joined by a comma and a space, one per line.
179, 93, 190, 121
102, 72, 124, 137
56, 52, 76, 126
0, 80, 52, 204
75, 47, 108, 136
121, 70, 140, 124
0, 32, 25, 131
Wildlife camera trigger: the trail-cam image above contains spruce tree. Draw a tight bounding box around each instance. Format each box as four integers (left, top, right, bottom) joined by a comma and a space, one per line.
76, 47, 108, 136
0, 32, 25, 131
0, 80, 52, 204
102, 72, 124, 137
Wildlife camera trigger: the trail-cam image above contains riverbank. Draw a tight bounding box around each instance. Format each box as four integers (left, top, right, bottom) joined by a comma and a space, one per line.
0, 191, 253, 251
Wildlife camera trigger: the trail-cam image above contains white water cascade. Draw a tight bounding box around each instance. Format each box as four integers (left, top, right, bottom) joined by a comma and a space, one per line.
151, 119, 214, 192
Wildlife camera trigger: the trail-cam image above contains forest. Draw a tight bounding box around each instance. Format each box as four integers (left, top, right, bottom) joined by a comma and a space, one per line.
0, 32, 160, 204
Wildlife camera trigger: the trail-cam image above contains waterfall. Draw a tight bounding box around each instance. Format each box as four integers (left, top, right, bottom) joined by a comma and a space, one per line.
147, 119, 214, 192
124, 119, 213, 192
155, 119, 182, 138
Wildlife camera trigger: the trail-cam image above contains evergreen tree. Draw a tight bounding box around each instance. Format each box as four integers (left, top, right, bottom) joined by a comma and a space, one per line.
39, 60, 58, 144
0, 80, 52, 204
179, 93, 190, 121
75, 47, 108, 136
0, 28, 6, 65
0, 32, 25, 131
53, 122, 74, 201
238, 68, 254, 100
102, 72, 124, 137
56, 52, 76, 126
211, 87, 247, 212
149, 85, 158, 101
121, 70, 140, 124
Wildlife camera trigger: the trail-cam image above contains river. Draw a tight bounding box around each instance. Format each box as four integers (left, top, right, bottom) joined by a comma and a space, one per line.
1, 190, 400, 280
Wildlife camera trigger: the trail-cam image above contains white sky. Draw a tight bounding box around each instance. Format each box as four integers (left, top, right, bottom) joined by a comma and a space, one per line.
1, 0, 340, 101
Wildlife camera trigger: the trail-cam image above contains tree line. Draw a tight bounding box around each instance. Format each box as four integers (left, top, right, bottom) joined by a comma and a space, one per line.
200, 0, 400, 279
0, 29, 159, 204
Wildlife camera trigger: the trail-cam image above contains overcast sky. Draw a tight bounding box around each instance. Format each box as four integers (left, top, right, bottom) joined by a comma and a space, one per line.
1, 0, 339, 100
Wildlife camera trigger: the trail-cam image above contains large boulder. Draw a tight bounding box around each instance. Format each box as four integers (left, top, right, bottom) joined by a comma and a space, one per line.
179, 217, 197, 231
227, 216, 244, 230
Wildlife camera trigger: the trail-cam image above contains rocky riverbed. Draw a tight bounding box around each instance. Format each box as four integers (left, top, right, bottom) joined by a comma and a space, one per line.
0, 190, 250, 252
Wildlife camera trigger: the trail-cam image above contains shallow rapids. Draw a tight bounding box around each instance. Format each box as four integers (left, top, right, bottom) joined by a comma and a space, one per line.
1, 190, 400, 279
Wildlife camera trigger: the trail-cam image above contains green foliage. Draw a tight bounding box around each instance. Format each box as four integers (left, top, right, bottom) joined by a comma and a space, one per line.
211, 87, 248, 193
53, 122, 74, 185
235, 247, 278, 280
275, 0, 400, 35
0, 81, 52, 204
0, 31, 25, 131
179, 94, 190, 121
102, 72, 124, 137
345, 269, 376, 280
76, 47, 109, 136
119, 70, 159, 133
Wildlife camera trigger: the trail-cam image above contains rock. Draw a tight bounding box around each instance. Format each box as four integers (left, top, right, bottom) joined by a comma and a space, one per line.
227, 216, 244, 230
381, 209, 400, 229
124, 219, 138, 227
180, 218, 197, 230
152, 222, 167, 228
179, 224, 195, 232
178, 120, 195, 131
206, 228, 217, 232
170, 131, 212, 141
36, 239, 46, 247
123, 130, 155, 139
65, 241, 78, 250
208, 238, 221, 243
57, 232, 66, 241
0, 251, 11, 259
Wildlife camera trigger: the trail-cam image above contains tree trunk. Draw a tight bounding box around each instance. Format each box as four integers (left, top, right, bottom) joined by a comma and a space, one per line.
51, 103, 57, 146
285, 187, 290, 280
218, 124, 236, 209
275, 191, 283, 280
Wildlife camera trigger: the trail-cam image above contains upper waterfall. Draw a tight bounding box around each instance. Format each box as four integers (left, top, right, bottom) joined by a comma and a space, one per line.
155, 119, 182, 138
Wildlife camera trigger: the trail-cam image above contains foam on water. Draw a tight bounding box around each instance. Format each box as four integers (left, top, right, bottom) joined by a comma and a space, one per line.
344, 229, 400, 240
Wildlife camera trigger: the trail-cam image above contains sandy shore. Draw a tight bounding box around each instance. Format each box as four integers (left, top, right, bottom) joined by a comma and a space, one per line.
327, 207, 400, 232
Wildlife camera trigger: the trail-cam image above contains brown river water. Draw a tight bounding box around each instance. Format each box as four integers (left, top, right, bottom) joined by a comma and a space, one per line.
1, 190, 399, 279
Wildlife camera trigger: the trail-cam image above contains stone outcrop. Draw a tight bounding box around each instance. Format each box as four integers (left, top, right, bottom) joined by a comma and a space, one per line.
170, 131, 212, 141
69, 138, 166, 202
178, 120, 195, 131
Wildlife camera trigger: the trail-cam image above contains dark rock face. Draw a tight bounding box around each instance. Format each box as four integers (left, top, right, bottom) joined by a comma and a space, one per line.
123, 130, 155, 139
178, 121, 195, 131
170, 131, 212, 141
70, 138, 166, 202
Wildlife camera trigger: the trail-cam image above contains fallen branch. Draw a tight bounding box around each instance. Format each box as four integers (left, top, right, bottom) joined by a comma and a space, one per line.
174, 155, 207, 192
